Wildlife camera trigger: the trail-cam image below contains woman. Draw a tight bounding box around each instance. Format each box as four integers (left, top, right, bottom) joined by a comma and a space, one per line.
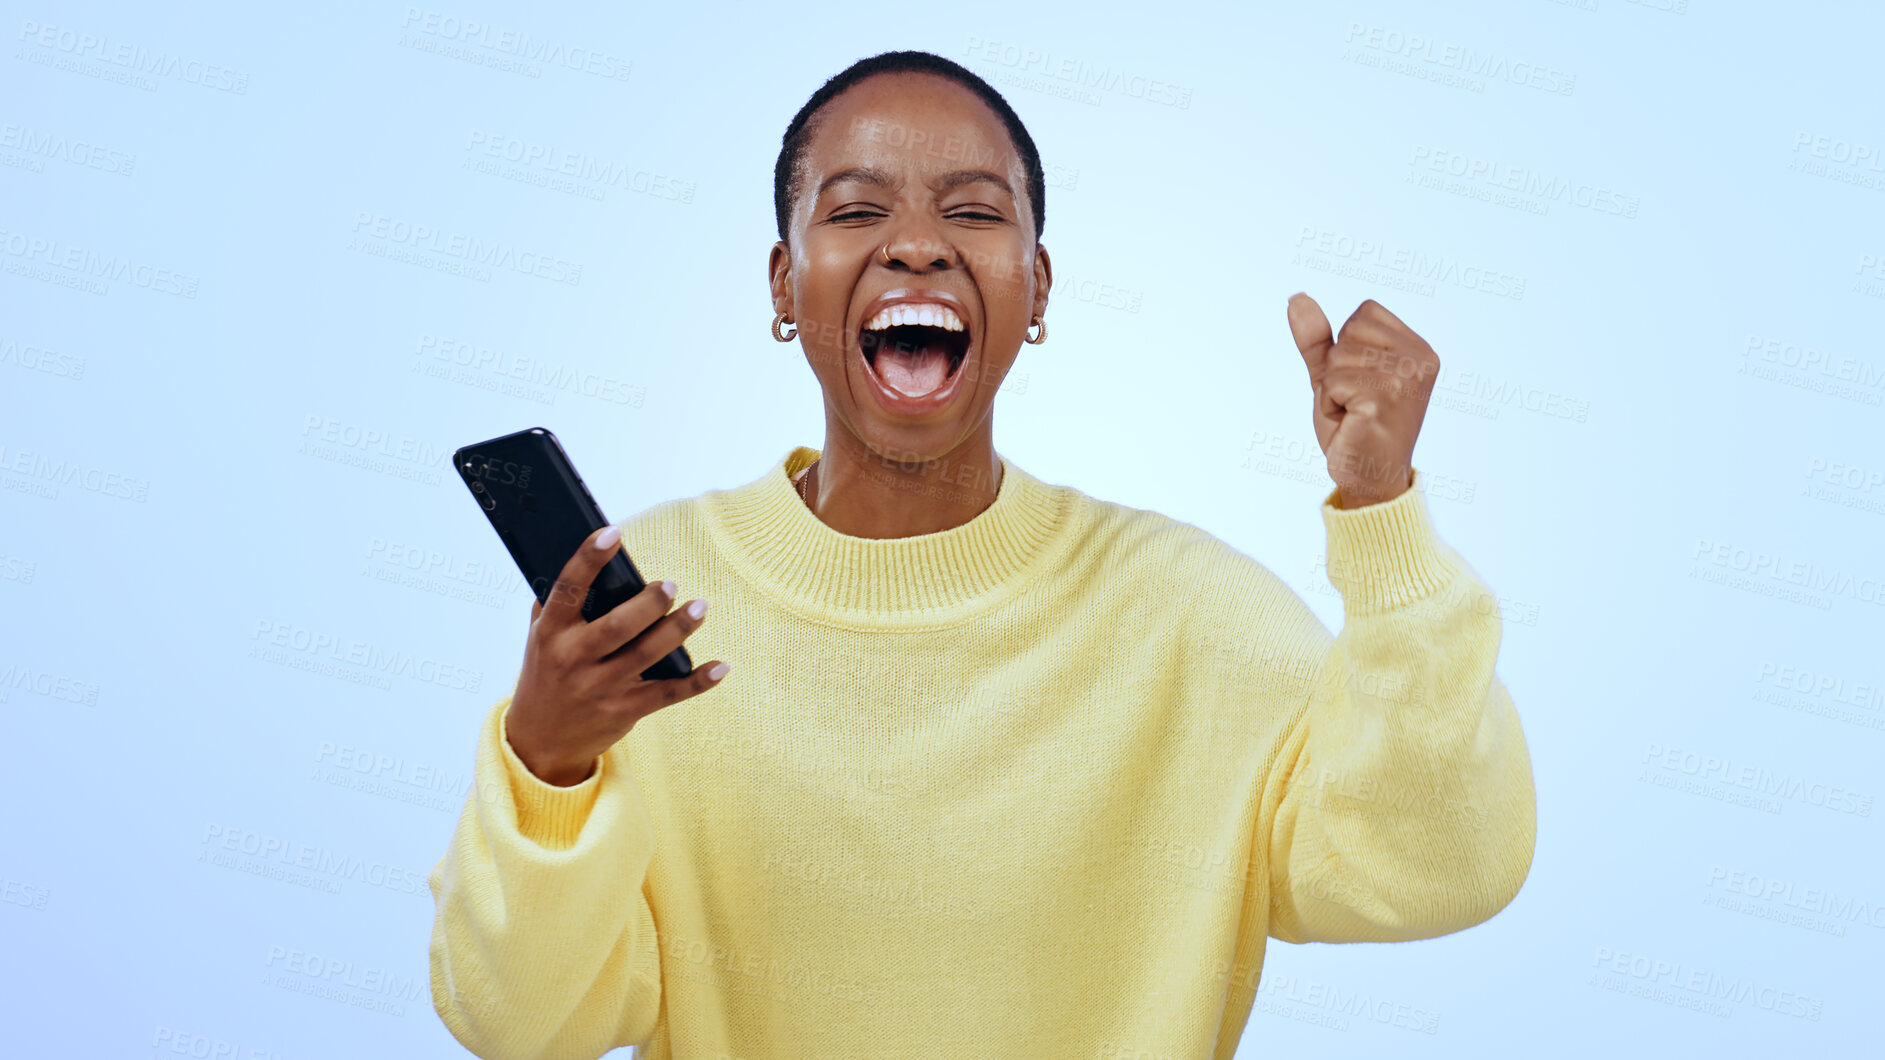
427, 49, 1536, 1060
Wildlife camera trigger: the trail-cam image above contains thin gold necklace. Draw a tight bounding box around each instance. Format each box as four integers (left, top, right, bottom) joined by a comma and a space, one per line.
794, 458, 818, 510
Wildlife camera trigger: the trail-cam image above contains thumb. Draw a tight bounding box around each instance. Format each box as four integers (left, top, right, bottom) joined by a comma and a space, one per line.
1286, 292, 1334, 380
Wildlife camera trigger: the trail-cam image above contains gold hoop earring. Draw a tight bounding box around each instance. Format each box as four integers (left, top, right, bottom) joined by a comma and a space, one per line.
879, 244, 893, 266
772, 312, 796, 342
1025, 316, 1047, 344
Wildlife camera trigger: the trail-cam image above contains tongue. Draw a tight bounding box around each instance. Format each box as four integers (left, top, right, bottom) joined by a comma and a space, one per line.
876, 347, 950, 396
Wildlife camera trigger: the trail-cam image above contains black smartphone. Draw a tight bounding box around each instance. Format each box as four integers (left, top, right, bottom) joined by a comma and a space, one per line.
453, 427, 692, 681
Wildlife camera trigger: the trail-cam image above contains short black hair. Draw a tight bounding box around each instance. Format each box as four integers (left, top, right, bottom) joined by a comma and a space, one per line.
773, 50, 1045, 245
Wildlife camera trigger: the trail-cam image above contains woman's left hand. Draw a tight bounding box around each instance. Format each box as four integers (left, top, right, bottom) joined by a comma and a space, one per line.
1285, 293, 1438, 510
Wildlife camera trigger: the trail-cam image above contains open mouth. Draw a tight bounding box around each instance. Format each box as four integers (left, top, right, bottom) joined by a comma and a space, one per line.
859, 303, 970, 398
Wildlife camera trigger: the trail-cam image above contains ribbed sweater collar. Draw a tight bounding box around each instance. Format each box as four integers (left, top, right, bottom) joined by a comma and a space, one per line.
699, 446, 1075, 629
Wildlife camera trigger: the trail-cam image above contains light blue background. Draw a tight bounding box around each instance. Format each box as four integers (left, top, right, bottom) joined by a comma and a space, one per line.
4, 1, 1881, 1056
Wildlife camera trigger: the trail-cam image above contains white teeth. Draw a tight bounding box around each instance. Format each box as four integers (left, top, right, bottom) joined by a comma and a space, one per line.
864, 303, 964, 332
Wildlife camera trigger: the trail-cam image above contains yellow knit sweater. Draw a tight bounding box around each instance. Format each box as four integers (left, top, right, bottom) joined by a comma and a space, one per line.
427, 445, 1536, 1060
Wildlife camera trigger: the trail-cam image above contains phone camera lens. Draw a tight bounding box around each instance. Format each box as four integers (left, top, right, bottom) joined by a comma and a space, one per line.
470, 480, 485, 493
480, 494, 496, 511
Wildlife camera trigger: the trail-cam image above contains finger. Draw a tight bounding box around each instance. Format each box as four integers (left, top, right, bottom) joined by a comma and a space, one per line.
1322, 367, 1383, 422
620, 658, 731, 726
1335, 314, 1399, 350
1327, 335, 1394, 394
540, 523, 624, 632
600, 594, 708, 678
1332, 316, 1437, 394
531, 597, 542, 623
1328, 335, 1415, 406
1306, 337, 1348, 432
576, 578, 680, 662
1344, 298, 1411, 337
1286, 292, 1335, 380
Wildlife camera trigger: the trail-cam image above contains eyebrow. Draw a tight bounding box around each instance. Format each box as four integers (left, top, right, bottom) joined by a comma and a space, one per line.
816, 166, 895, 198
814, 167, 1015, 199
933, 169, 1013, 197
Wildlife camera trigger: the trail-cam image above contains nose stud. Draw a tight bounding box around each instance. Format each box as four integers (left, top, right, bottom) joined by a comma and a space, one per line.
879, 243, 893, 266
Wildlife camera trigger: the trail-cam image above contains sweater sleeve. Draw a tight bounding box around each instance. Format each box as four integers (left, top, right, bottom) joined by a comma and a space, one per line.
1261, 469, 1537, 944
426, 693, 664, 1059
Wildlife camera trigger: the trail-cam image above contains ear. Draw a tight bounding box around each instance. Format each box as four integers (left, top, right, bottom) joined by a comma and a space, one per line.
1030, 243, 1052, 321
767, 240, 793, 319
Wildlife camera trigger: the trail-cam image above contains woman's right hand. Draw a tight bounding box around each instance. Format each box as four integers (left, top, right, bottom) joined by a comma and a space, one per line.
503, 523, 728, 787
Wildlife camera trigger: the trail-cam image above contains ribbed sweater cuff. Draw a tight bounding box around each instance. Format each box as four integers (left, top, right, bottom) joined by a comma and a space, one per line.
497, 700, 604, 850
1319, 467, 1460, 616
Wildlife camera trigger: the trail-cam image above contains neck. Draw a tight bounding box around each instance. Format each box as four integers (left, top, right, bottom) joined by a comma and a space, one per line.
801, 425, 1004, 539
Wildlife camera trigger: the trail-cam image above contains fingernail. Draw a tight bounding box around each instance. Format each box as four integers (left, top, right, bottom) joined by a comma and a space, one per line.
686, 599, 707, 620
596, 525, 621, 548
660, 580, 677, 598
707, 661, 729, 681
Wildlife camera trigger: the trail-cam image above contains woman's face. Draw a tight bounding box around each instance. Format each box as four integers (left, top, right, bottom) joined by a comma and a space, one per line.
770, 72, 1049, 464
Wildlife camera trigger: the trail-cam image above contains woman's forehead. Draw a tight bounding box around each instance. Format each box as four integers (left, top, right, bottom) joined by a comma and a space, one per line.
805, 74, 1017, 173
